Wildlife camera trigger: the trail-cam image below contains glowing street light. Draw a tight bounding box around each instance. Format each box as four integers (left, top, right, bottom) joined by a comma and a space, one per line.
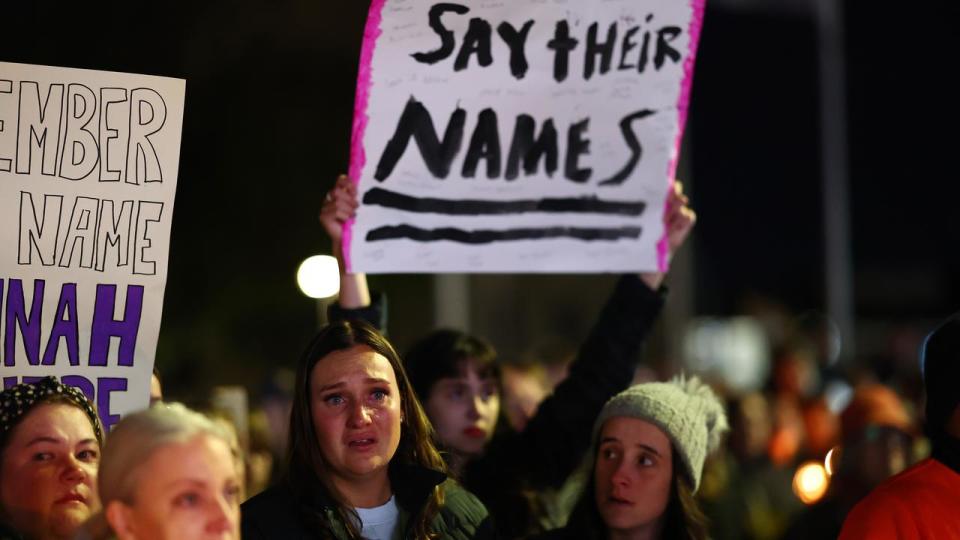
296, 255, 340, 299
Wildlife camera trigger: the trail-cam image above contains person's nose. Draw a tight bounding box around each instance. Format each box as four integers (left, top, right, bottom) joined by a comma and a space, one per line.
611, 460, 633, 488
206, 496, 237, 534
348, 400, 373, 428
466, 394, 482, 421
60, 455, 88, 484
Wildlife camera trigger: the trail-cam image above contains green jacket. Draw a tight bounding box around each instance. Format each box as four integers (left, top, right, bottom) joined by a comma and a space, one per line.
241, 465, 495, 539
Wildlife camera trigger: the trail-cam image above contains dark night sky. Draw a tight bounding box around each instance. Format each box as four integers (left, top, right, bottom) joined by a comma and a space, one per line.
691, 0, 960, 319
3, 1, 958, 396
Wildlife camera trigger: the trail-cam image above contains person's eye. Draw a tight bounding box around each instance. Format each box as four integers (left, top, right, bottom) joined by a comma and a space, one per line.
450, 386, 467, 400
173, 492, 201, 508
224, 483, 241, 503
371, 388, 389, 402
481, 384, 498, 400
639, 454, 656, 467
324, 394, 345, 406
77, 449, 99, 462
601, 448, 618, 460
32, 452, 54, 462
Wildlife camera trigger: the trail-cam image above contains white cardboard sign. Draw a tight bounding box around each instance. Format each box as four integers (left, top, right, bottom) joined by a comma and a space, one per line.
0, 62, 185, 430
346, 0, 705, 273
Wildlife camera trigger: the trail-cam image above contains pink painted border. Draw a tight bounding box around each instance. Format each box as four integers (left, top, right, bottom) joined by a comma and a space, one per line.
656, 0, 707, 272
343, 0, 388, 273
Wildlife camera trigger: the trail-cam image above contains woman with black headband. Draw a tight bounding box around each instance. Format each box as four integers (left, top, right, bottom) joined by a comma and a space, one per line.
0, 377, 104, 540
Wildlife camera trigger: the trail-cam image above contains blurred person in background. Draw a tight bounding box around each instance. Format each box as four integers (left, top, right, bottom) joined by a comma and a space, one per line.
529, 376, 728, 540
699, 392, 799, 540
321, 174, 696, 538
0, 377, 103, 540
81, 403, 242, 540
244, 407, 276, 498
799, 396, 840, 460
767, 346, 818, 467
501, 363, 552, 433
839, 312, 960, 539
257, 368, 296, 485
501, 337, 575, 432
241, 320, 492, 539
782, 383, 915, 539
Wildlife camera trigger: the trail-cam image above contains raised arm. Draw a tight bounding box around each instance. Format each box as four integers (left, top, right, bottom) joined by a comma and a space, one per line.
640, 180, 696, 289
320, 174, 387, 330
320, 174, 369, 308
479, 181, 696, 489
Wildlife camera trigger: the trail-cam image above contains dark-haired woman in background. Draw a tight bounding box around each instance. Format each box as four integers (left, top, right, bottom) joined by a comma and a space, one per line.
240, 320, 493, 540
531, 377, 727, 540
321, 174, 696, 537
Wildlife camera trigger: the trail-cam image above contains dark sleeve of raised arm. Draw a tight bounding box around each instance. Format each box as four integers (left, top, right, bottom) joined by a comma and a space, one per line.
326, 291, 388, 332
498, 274, 666, 488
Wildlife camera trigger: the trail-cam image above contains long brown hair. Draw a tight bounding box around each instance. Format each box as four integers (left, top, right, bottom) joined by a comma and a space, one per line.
286, 319, 447, 539
565, 447, 710, 540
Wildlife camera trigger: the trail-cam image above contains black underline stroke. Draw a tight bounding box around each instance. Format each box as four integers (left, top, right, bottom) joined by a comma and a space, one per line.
366, 225, 643, 244
363, 187, 646, 217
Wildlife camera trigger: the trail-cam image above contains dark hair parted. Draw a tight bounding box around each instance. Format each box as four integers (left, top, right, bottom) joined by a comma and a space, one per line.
565, 447, 710, 540
286, 319, 447, 540
403, 329, 500, 401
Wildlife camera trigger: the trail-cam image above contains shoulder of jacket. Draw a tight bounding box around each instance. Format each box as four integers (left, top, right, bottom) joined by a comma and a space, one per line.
871, 459, 949, 497
430, 480, 491, 533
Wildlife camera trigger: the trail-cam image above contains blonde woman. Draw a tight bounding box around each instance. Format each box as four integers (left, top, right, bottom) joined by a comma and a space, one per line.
84, 403, 242, 540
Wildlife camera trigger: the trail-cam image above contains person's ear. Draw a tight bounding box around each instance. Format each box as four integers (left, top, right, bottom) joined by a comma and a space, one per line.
105, 500, 138, 540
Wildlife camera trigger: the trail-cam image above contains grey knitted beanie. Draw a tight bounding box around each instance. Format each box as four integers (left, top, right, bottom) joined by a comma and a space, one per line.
592, 375, 728, 492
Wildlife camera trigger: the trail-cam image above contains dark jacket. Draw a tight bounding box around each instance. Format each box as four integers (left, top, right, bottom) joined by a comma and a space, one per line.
241, 464, 495, 539
331, 275, 665, 538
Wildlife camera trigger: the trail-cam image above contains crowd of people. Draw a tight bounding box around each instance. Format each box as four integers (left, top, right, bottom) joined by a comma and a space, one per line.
0, 177, 958, 539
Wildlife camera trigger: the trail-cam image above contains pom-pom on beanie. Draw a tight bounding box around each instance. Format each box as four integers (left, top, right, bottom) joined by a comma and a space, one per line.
592, 375, 728, 492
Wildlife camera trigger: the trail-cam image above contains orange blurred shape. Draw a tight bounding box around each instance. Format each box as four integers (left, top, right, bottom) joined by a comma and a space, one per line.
840, 383, 914, 442
803, 398, 840, 456
769, 427, 801, 466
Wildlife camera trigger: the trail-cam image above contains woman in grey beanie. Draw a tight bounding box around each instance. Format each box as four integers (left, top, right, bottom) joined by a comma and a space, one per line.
532, 376, 728, 540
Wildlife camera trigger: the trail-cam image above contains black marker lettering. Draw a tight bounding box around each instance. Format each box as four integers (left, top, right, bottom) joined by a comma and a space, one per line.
505, 115, 557, 180
454, 18, 494, 71
16, 82, 64, 177
363, 187, 646, 216
126, 88, 166, 185
99, 88, 128, 183
618, 27, 640, 71
547, 21, 578, 82
461, 108, 501, 179
496, 20, 535, 79
584, 23, 617, 80
18, 192, 63, 266
59, 84, 99, 181
375, 97, 466, 180
565, 119, 592, 183
600, 109, 655, 186
654, 26, 683, 70
367, 224, 642, 244
411, 3, 470, 65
